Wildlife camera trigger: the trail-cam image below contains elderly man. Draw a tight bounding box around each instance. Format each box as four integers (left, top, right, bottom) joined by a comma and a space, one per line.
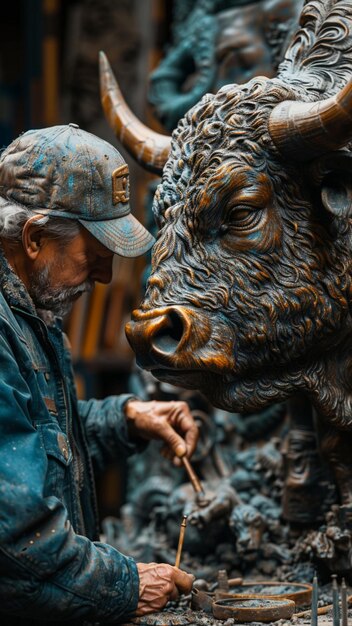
0, 124, 197, 625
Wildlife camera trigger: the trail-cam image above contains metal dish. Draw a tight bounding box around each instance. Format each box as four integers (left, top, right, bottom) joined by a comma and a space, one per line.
212, 596, 296, 622
218, 580, 312, 607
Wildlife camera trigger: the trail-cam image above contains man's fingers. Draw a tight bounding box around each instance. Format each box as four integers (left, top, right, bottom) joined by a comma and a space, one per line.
169, 586, 180, 601
172, 567, 195, 593
126, 399, 199, 460
136, 562, 194, 615
158, 421, 187, 457
165, 404, 199, 457
183, 420, 199, 456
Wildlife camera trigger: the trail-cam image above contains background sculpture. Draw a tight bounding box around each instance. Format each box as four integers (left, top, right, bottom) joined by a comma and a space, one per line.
102, 0, 352, 579
149, 0, 303, 131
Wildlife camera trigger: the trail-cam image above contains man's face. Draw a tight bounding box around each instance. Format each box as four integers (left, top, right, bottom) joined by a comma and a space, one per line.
28, 226, 114, 316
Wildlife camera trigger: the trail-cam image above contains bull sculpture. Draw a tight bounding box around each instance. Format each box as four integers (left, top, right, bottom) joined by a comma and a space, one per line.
101, 0, 352, 572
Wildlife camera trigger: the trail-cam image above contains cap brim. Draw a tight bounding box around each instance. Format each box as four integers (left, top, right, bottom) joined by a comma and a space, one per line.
79, 213, 155, 258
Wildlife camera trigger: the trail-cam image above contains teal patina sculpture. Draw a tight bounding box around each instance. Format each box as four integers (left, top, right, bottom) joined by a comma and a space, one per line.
148, 0, 303, 130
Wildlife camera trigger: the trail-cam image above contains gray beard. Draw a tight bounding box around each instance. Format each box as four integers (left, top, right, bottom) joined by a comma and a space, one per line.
29, 264, 94, 317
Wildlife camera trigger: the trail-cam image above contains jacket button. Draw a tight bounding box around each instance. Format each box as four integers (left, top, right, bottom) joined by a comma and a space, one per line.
57, 432, 69, 461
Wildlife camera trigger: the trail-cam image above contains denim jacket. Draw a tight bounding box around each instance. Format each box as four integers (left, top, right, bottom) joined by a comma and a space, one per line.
0, 248, 142, 625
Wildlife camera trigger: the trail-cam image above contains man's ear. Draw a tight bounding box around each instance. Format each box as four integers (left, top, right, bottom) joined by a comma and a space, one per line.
309, 151, 352, 219
22, 215, 46, 259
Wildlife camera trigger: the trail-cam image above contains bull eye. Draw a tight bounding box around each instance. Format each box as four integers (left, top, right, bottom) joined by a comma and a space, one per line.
223, 205, 261, 233
234, 208, 252, 221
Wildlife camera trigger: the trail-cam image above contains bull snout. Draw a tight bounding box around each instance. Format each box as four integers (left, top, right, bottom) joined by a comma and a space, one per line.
126, 305, 236, 374
125, 306, 205, 369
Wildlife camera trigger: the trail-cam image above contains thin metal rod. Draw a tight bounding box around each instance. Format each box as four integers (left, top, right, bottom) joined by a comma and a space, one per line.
181, 456, 204, 495
311, 574, 318, 626
174, 515, 187, 568
296, 595, 352, 618
332, 574, 340, 626
341, 578, 348, 626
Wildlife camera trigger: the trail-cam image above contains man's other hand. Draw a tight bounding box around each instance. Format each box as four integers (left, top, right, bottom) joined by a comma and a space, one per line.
136, 562, 194, 615
125, 399, 198, 465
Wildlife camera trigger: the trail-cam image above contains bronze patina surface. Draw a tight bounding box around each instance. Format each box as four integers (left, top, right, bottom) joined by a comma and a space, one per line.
103, 0, 352, 577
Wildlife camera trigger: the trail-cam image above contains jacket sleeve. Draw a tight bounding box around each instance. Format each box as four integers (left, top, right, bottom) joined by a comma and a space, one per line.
78, 395, 148, 473
0, 333, 139, 623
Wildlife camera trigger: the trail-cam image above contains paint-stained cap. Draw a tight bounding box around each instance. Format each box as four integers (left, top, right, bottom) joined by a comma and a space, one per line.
0, 124, 155, 257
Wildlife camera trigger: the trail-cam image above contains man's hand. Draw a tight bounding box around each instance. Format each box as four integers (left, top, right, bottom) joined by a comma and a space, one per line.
136, 562, 194, 615
125, 400, 199, 465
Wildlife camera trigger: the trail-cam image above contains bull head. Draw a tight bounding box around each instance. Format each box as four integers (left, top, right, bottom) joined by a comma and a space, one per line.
101, 1, 352, 426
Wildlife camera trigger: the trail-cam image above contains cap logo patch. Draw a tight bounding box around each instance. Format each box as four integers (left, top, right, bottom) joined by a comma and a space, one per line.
112, 165, 129, 204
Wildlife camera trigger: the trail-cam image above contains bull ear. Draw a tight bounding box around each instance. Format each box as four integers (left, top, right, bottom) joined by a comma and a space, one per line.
309, 152, 352, 219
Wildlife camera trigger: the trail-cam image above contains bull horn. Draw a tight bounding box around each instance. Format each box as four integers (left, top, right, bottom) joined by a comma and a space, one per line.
99, 51, 171, 175
268, 79, 352, 160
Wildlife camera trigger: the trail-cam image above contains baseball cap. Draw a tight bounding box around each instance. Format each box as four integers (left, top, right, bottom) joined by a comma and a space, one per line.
0, 124, 155, 257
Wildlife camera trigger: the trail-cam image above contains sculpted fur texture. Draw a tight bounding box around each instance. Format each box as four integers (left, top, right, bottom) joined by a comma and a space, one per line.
128, 73, 352, 424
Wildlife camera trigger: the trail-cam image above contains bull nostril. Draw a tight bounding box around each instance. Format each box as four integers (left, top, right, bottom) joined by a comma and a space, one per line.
152, 310, 185, 354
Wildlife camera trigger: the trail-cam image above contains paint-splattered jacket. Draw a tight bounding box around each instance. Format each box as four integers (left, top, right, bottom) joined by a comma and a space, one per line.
0, 248, 143, 625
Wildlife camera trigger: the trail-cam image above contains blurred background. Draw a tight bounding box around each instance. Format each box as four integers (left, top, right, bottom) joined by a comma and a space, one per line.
0, 0, 172, 517
0, 0, 171, 392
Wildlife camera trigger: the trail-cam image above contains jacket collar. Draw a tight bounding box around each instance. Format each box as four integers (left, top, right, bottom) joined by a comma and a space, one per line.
0, 243, 37, 315
0, 244, 58, 328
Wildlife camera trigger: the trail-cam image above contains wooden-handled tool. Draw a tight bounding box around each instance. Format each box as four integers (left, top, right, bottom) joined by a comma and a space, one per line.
175, 515, 188, 568
181, 456, 204, 496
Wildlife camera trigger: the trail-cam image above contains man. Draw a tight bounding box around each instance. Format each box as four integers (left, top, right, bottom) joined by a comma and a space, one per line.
0, 124, 197, 625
